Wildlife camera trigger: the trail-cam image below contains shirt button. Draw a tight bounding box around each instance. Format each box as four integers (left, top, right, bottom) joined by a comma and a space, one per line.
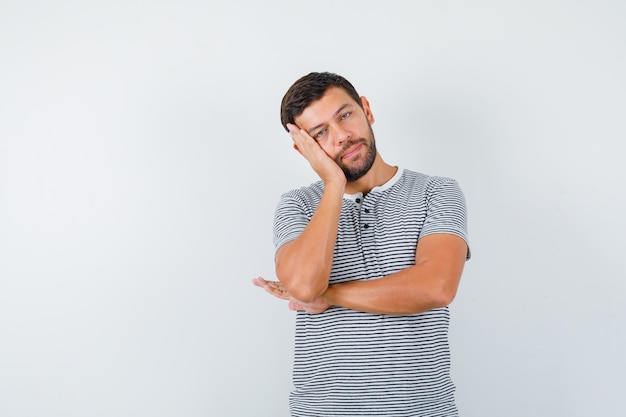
363, 223, 369, 229
364, 208, 370, 213
356, 198, 361, 203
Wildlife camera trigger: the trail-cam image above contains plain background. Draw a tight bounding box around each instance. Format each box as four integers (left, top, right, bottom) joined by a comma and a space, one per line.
1, 1, 625, 416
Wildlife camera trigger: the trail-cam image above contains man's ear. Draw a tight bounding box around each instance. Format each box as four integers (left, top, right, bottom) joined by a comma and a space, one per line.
360, 96, 375, 125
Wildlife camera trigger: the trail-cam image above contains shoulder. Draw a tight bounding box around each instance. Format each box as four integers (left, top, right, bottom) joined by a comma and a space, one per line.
277, 180, 325, 209
396, 169, 463, 195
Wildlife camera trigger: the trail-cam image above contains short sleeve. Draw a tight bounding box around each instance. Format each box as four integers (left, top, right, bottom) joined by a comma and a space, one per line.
420, 178, 471, 260
273, 197, 303, 251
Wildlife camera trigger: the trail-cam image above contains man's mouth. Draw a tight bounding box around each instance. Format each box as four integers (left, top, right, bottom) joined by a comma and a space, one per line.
341, 143, 362, 160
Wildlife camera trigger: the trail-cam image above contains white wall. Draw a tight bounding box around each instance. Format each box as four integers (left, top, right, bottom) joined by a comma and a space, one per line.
1, 1, 624, 416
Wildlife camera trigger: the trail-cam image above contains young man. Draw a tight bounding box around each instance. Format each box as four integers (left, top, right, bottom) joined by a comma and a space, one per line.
253, 72, 470, 416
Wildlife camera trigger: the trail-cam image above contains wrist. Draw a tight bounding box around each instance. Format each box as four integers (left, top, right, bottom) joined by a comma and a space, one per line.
323, 178, 346, 195
322, 284, 338, 307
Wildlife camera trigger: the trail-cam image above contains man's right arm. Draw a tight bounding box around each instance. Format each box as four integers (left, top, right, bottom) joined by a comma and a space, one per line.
275, 124, 346, 303
275, 180, 344, 303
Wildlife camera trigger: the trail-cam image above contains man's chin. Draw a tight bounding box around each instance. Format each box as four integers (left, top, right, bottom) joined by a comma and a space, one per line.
343, 165, 370, 182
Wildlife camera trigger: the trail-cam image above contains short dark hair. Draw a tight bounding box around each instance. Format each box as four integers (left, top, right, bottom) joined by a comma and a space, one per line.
280, 72, 362, 131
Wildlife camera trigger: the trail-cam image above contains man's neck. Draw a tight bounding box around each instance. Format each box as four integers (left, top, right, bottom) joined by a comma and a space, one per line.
344, 154, 397, 196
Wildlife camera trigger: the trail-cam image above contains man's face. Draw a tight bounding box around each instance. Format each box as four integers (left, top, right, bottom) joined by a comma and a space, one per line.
294, 87, 377, 182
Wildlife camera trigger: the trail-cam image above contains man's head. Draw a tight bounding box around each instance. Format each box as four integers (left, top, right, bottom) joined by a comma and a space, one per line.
280, 72, 363, 132
280, 72, 378, 182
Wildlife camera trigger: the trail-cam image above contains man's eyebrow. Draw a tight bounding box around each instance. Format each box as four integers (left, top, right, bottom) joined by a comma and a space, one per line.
307, 103, 353, 135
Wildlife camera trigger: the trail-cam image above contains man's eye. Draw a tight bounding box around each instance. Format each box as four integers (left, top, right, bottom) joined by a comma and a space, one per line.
340, 112, 351, 120
315, 129, 327, 139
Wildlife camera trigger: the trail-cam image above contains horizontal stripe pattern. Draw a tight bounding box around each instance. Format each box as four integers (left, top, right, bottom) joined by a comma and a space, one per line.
273, 169, 469, 416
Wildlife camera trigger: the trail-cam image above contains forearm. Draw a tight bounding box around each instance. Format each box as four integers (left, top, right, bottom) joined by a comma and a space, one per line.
276, 181, 345, 302
323, 260, 464, 315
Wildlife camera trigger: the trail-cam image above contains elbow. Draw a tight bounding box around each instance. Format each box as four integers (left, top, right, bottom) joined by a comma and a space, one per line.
276, 265, 329, 303
428, 287, 458, 309
423, 269, 462, 309
288, 283, 328, 304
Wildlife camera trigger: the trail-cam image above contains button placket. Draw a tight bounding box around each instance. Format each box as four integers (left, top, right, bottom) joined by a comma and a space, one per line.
359, 196, 381, 278
360, 199, 373, 231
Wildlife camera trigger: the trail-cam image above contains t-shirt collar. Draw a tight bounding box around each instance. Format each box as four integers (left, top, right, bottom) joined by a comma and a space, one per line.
344, 167, 403, 201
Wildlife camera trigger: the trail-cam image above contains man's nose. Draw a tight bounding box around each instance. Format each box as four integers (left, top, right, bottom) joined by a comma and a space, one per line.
333, 127, 351, 146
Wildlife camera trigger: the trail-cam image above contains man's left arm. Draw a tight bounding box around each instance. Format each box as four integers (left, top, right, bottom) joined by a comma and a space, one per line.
255, 232, 467, 315
319, 233, 467, 315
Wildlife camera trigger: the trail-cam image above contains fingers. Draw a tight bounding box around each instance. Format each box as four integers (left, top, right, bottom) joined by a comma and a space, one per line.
287, 123, 324, 155
286, 123, 300, 137
252, 276, 291, 300
288, 298, 328, 314
286, 123, 313, 152
286, 124, 346, 186
251, 276, 267, 288
253, 277, 329, 313
288, 299, 302, 311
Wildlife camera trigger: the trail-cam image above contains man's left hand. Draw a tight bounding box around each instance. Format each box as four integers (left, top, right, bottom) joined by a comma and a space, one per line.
252, 277, 331, 314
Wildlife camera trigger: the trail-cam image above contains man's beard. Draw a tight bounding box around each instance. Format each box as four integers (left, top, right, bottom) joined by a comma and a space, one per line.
335, 125, 377, 182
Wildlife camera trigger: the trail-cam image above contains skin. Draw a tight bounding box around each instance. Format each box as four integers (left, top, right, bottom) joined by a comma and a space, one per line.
252, 87, 467, 315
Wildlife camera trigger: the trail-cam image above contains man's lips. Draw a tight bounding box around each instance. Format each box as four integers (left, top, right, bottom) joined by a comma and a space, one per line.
341, 143, 362, 160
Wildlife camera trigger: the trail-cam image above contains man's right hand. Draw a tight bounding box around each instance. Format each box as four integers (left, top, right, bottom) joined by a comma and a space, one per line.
287, 123, 346, 187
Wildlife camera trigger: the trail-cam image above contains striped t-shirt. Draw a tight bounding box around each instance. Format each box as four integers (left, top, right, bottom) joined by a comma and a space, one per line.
273, 168, 470, 417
